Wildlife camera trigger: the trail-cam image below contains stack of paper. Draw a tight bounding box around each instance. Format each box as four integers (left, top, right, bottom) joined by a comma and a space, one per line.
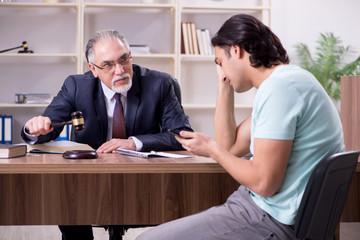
15, 93, 53, 104
130, 45, 150, 54
116, 148, 192, 158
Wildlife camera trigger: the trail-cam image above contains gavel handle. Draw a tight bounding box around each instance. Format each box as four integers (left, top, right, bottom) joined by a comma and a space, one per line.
0, 45, 23, 53
51, 121, 72, 128
0, 41, 29, 53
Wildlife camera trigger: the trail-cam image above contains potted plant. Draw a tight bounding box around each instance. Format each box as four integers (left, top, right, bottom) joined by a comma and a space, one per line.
295, 32, 360, 102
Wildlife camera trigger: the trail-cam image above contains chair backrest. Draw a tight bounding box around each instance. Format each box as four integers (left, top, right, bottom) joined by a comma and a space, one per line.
294, 150, 360, 240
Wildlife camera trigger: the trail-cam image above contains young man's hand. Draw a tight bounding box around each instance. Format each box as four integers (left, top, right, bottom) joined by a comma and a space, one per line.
175, 131, 216, 158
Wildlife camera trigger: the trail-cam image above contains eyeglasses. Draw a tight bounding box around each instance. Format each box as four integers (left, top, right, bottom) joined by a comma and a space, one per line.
92, 54, 132, 72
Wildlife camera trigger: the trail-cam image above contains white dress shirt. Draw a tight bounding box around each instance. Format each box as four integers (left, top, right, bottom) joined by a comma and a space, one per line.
100, 82, 143, 150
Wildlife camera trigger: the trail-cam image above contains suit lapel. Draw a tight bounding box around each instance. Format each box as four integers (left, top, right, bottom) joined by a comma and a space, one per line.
93, 78, 108, 142
126, 70, 141, 136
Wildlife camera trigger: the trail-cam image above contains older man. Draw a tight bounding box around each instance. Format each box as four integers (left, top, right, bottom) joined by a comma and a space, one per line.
21, 30, 192, 240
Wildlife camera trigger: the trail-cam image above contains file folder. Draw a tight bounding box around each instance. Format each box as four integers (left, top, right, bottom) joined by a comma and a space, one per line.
56, 125, 70, 141
0, 115, 3, 144
3, 115, 13, 144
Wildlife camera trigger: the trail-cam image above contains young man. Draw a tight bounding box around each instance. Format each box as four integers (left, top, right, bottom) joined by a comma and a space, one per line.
137, 14, 344, 239
21, 30, 192, 240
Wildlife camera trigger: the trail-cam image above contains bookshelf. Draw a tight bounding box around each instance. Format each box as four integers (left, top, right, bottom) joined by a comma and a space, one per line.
0, 0, 271, 142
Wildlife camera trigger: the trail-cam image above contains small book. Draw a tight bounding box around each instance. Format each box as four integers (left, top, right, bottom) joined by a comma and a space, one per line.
204, 29, 214, 55
116, 148, 191, 159
0, 144, 27, 158
130, 44, 150, 54
190, 22, 199, 55
201, 29, 209, 55
186, 22, 194, 55
181, 22, 190, 54
27, 140, 94, 154
196, 28, 205, 55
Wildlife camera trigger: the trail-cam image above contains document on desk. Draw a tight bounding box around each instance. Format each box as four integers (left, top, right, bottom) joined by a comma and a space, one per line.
27, 140, 94, 154
116, 149, 192, 158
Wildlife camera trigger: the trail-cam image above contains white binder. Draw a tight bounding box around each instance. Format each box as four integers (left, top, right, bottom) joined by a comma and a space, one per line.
3, 115, 13, 144
0, 115, 3, 144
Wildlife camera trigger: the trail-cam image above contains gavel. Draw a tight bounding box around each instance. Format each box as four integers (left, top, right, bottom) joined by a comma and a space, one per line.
0, 41, 34, 53
51, 111, 85, 132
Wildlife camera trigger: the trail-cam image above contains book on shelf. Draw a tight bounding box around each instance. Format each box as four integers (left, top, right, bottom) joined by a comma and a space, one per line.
0, 144, 27, 158
203, 28, 214, 55
27, 140, 94, 154
116, 148, 192, 159
186, 22, 194, 54
190, 22, 199, 55
15, 93, 53, 104
181, 22, 213, 56
196, 29, 205, 55
200, 30, 209, 55
130, 44, 150, 54
181, 22, 190, 54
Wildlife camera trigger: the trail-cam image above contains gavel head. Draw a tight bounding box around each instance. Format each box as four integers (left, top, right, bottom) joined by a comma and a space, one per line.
71, 111, 85, 132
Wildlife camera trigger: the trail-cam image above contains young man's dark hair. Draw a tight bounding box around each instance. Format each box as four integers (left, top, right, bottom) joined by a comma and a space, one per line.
211, 14, 289, 68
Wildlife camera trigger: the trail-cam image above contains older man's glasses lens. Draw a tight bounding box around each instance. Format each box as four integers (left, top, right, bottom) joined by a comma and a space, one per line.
92, 55, 132, 71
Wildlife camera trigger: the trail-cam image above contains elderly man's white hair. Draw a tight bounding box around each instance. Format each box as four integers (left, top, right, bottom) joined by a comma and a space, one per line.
85, 30, 130, 64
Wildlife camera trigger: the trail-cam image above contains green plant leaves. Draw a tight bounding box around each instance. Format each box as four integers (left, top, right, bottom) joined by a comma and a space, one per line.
295, 32, 360, 101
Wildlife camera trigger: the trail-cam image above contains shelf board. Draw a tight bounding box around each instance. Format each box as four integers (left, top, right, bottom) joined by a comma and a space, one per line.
0, 103, 48, 108
0, 53, 77, 57
132, 53, 176, 59
0, 2, 77, 8
181, 5, 270, 12
183, 104, 252, 110
84, 2, 176, 9
181, 55, 215, 61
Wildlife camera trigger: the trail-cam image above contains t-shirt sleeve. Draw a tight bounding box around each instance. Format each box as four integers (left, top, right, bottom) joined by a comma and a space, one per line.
252, 80, 303, 140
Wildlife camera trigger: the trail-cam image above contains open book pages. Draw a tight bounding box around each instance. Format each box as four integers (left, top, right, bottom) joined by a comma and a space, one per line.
27, 140, 94, 154
116, 149, 192, 158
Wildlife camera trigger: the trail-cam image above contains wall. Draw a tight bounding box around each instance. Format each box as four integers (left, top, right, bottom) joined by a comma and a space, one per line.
272, 0, 360, 64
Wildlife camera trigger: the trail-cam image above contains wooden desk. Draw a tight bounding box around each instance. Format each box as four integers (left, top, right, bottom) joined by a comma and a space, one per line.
0, 152, 239, 225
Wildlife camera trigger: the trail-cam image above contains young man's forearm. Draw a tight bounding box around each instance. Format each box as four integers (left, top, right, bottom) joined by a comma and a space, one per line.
214, 83, 237, 149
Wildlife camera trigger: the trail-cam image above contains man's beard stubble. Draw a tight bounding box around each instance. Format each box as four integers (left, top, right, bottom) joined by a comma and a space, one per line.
112, 73, 132, 94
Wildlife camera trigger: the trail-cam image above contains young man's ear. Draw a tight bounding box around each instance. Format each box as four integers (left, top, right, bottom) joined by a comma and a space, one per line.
88, 63, 98, 78
231, 45, 244, 59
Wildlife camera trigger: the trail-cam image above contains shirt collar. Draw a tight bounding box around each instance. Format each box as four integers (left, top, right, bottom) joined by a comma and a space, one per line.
100, 81, 127, 100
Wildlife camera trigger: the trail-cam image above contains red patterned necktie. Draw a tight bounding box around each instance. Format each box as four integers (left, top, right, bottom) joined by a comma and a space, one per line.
112, 93, 127, 139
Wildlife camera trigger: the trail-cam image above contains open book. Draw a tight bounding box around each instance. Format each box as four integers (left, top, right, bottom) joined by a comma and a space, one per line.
116, 149, 191, 159
27, 140, 94, 154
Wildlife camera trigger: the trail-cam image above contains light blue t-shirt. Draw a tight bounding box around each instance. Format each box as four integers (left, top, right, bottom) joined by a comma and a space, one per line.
250, 65, 344, 225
